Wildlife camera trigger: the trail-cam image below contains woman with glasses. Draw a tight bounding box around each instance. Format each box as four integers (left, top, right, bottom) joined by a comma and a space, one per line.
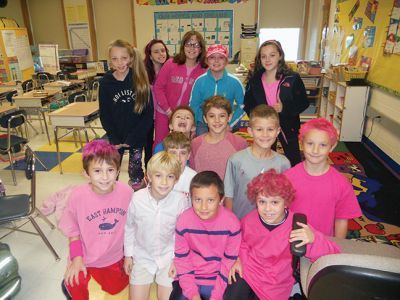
153, 31, 207, 147
244, 40, 309, 167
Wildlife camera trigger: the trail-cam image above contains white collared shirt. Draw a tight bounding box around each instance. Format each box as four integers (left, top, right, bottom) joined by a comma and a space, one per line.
124, 186, 189, 274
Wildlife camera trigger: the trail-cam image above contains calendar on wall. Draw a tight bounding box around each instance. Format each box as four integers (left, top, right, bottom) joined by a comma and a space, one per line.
154, 10, 233, 57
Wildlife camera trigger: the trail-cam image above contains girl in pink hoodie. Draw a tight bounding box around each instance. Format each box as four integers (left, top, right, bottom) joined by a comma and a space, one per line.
153, 31, 207, 147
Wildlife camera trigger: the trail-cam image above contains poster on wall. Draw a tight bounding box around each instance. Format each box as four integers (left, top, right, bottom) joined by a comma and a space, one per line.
363, 26, 376, 48
384, 0, 400, 54
364, 0, 379, 23
154, 10, 233, 57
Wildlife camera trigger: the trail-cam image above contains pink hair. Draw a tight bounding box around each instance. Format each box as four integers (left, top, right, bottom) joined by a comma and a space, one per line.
82, 140, 120, 172
247, 169, 295, 205
299, 118, 338, 146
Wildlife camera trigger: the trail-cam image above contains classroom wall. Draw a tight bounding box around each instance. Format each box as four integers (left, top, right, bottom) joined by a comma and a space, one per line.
328, 0, 400, 164
92, 0, 133, 60
131, 0, 256, 61
27, 0, 68, 48
0, 0, 25, 28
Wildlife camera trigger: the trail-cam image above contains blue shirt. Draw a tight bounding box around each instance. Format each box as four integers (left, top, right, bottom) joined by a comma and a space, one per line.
189, 69, 245, 127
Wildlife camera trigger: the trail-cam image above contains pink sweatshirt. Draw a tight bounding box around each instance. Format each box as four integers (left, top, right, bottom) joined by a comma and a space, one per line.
190, 132, 248, 180
153, 58, 207, 114
174, 207, 241, 300
240, 210, 341, 300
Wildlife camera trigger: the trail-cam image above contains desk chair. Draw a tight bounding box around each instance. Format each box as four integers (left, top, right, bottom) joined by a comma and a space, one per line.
21, 79, 33, 92
68, 90, 87, 103
298, 238, 400, 300
0, 110, 47, 185
56, 71, 69, 80
5, 90, 17, 105
87, 79, 99, 102
0, 148, 60, 261
36, 72, 53, 89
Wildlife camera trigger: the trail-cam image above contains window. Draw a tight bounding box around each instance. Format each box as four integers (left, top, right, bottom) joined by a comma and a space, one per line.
259, 28, 301, 61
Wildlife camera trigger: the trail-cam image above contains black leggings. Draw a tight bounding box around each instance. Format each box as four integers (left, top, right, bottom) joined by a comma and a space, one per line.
223, 276, 259, 300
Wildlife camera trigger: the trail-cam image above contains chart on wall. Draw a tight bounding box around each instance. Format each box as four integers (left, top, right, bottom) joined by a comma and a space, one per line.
154, 10, 233, 57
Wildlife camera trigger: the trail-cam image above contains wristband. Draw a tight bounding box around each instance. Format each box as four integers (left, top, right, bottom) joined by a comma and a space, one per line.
69, 239, 83, 259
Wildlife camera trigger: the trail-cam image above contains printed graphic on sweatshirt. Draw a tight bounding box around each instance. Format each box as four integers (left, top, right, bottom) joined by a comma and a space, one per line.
112, 89, 136, 103
86, 207, 127, 235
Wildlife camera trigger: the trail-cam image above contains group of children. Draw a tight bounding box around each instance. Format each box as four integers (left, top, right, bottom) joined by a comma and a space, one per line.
61, 31, 362, 300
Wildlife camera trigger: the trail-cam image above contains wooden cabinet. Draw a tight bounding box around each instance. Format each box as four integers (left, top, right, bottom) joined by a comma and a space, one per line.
319, 76, 370, 142
300, 74, 323, 122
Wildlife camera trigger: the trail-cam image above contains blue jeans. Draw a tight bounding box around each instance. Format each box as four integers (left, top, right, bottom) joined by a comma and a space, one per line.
170, 280, 214, 300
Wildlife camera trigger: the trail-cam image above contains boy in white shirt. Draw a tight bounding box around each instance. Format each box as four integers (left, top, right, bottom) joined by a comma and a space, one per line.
123, 151, 189, 300
163, 131, 197, 202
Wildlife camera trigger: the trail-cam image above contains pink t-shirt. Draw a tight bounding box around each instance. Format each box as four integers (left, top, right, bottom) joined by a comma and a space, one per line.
240, 210, 340, 300
284, 163, 362, 236
59, 182, 133, 267
190, 132, 247, 180
261, 73, 279, 106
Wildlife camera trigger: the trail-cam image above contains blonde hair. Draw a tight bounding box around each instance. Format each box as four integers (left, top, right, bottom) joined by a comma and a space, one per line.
147, 151, 182, 180
163, 132, 191, 152
107, 39, 150, 114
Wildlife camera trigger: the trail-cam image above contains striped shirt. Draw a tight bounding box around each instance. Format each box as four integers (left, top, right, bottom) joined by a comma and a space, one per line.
174, 206, 241, 300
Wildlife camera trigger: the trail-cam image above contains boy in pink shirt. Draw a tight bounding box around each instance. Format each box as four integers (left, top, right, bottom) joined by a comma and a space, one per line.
284, 118, 362, 237
59, 140, 133, 299
225, 170, 340, 300
190, 96, 247, 180
171, 171, 241, 300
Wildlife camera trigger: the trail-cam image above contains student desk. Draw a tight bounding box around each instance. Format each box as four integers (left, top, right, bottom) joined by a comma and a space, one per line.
0, 102, 17, 116
12, 90, 61, 144
48, 102, 100, 174
42, 79, 85, 93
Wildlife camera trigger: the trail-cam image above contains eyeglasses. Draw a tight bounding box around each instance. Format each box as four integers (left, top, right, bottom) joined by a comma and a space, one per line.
184, 42, 200, 49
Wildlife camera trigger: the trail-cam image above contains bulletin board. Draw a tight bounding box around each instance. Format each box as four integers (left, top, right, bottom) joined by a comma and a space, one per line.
333, 0, 400, 95
0, 27, 34, 83
154, 10, 233, 57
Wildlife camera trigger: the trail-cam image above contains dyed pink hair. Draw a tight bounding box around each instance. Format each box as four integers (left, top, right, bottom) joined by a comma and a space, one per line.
82, 140, 120, 172
299, 118, 338, 146
247, 169, 295, 205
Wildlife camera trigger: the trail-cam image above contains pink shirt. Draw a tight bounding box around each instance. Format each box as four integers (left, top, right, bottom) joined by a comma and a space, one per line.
174, 207, 241, 300
240, 210, 340, 300
284, 163, 362, 236
59, 182, 133, 268
190, 132, 248, 180
153, 58, 207, 114
261, 73, 279, 106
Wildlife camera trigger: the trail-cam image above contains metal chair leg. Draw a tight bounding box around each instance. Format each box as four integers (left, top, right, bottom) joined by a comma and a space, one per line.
7, 151, 17, 185
35, 209, 56, 230
29, 216, 60, 261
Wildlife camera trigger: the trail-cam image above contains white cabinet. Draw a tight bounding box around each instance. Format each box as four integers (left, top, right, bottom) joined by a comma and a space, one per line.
320, 76, 370, 142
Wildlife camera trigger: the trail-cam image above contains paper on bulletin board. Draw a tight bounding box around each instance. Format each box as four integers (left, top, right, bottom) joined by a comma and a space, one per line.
1, 30, 16, 57
68, 24, 91, 50
15, 35, 34, 70
39, 44, 60, 74
64, 0, 88, 24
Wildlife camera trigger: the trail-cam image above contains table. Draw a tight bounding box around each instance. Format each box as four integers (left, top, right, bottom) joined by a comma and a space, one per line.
43, 79, 85, 93
12, 90, 61, 144
0, 102, 17, 116
48, 102, 100, 174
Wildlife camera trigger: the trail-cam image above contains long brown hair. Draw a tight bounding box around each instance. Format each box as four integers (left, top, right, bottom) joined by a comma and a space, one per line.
173, 31, 207, 68
254, 40, 291, 80
107, 39, 150, 114
144, 39, 170, 84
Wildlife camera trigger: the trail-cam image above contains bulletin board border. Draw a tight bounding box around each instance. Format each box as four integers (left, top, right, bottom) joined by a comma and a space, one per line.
154, 10, 233, 57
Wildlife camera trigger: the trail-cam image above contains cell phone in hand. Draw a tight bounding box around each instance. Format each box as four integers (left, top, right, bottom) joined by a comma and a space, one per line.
291, 213, 307, 257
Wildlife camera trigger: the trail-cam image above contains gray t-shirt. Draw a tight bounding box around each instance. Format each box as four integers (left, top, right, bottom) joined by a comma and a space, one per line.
224, 147, 291, 219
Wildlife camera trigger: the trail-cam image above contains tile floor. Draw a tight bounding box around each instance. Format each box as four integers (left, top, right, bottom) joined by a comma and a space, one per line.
0, 124, 132, 300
